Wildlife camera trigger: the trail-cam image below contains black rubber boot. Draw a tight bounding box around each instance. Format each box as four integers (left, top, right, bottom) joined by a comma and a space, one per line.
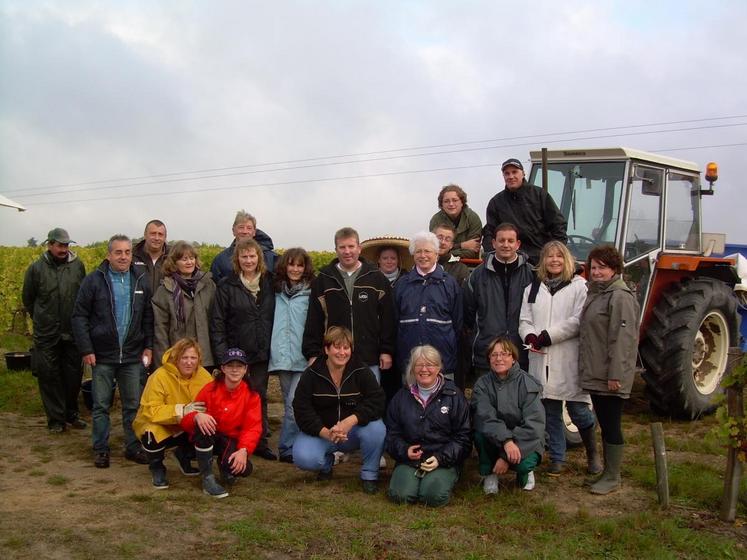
147, 448, 169, 490
174, 445, 200, 476
579, 425, 603, 475
196, 447, 228, 499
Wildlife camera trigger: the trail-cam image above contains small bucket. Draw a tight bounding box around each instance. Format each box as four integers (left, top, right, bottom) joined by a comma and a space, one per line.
4, 352, 32, 371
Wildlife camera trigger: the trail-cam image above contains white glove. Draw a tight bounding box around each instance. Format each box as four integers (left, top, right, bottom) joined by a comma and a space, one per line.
419, 456, 439, 472
183, 401, 206, 415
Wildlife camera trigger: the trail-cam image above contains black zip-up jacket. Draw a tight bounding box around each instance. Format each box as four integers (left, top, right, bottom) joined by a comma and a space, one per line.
302, 259, 395, 365
385, 378, 472, 469
293, 356, 385, 437
481, 180, 567, 263
71, 260, 153, 364
210, 272, 275, 365
132, 239, 169, 295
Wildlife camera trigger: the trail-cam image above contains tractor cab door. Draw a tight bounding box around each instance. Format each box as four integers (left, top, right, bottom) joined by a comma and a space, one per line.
622, 164, 664, 315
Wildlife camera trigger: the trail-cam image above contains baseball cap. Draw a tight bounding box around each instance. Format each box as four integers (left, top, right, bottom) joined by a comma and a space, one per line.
501, 158, 524, 172
47, 228, 73, 244
221, 348, 248, 365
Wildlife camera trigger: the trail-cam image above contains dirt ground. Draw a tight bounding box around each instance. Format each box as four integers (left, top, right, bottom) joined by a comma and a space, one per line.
1, 378, 745, 559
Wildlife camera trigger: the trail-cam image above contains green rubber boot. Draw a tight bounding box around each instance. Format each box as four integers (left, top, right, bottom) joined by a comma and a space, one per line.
590, 442, 623, 495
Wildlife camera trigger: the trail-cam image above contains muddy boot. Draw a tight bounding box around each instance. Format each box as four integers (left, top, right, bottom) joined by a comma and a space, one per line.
590, 443, 623, 495
580, 426, 603, 475
146, 447, 169, 490
196, 447, 228, 499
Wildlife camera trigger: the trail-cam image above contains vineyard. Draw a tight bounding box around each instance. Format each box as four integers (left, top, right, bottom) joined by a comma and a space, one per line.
0, 244, 336, 337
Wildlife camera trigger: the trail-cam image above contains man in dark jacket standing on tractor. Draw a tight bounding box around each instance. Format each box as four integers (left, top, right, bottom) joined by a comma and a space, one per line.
22, 228, 87, 433
72, 234, 154, 469
303, 227, 396, 384
482, 158, 567, 264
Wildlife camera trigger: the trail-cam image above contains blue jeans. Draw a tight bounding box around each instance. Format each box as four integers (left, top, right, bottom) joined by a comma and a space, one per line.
293, 419, 386, 481
543, 398, 595, 463
92, 361, 143, 454
277, 370, 302, 458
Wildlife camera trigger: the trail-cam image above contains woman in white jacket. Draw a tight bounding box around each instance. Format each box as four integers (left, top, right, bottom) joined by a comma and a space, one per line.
519, 241, 602, 477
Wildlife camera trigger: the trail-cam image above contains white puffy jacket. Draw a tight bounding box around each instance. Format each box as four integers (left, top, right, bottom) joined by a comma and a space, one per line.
519, 275, 590, 402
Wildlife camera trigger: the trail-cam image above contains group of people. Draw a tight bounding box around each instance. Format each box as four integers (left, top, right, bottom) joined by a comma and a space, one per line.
21, 156, 640, 504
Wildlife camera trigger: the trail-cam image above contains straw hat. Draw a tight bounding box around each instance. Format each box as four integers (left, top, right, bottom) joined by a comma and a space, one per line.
360, 236, 413, 270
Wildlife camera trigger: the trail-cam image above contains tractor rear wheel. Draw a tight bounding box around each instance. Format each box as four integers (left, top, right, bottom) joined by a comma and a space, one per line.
640, 277, 738, 419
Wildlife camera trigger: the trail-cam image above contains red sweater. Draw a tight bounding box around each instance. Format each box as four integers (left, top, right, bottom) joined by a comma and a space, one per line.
181, 380, 262, 454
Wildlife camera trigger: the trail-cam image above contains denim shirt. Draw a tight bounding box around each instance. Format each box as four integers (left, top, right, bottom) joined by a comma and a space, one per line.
108, 266, 132, 348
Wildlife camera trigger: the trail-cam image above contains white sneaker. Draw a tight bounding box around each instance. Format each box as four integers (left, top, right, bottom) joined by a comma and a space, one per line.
482, 474, 499, 495
333, 451, 349, 465
379, 456, 387, 469
522, 471, 535, 491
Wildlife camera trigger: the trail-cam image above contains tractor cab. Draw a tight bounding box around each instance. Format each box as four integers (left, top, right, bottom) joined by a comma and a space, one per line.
528, 148, 740, 418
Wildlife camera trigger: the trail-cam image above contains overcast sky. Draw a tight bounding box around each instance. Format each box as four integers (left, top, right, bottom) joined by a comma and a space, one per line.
1, 1, 746, 251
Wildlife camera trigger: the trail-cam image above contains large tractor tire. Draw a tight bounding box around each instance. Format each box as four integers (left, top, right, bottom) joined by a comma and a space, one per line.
641, 277, 738, 419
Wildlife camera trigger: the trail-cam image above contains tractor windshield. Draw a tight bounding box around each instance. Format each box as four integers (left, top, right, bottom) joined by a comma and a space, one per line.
529, 161, 625, 261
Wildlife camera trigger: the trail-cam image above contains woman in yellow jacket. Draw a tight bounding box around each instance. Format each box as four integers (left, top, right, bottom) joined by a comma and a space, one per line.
133, 338, 213, 489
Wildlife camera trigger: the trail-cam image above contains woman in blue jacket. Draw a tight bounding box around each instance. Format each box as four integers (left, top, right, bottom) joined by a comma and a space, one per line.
268, 248, 315, 463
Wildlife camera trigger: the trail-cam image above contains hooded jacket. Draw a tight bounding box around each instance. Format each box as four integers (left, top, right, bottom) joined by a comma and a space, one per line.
132, 347, 213, 442
210, 272, 275, 365
393, 265, 463, 374
385, 378, 471, 469
471, 362, 545, 458
268, 284, 311, 373
579, 276, 640, 398
302, 259, 395, 365
22, 250, 86, 346
293, 355, 385, 437
463, 252, 534, 370
152, 272, 216, 368
209, 229, 277, 283
519, 275, 590, 402
482, 180, 567, 263
429, 205, 483, 259
132, 239, 169, 295
71, 260, 153, 364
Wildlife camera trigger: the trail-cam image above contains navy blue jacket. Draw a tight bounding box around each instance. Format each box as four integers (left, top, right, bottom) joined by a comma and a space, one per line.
385, 379, 471, 469
210, 230, 277, 284
393, 266, 462, 374
71, 260, 153, 364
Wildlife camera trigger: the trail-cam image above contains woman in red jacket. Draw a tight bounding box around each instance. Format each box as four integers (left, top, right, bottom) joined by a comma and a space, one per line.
181, 347, 262, 499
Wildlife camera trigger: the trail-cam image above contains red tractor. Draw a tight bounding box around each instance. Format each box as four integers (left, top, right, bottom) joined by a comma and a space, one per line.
528, 147, 741, 419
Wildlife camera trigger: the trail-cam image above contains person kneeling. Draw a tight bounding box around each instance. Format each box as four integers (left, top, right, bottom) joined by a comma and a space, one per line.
181, 348, 262, 498
471, 337, 545, 494
385, 345, 471, 507
292, 326, 386, 494
133, 338, 214, 489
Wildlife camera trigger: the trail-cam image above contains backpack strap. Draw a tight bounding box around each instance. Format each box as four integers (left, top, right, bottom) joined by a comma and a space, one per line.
527, 277, 542, 304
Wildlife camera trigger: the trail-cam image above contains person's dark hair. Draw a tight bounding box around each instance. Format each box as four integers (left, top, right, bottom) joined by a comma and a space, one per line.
214, 359, 249, 388
334, 227, 359, 245
485, 336, 519, 363
232, 238, 266, 276
437, 184, 467, 208
274, 248, 315, 291
144, 219, 166, 235
107, 234, 131, 253
166, 337, 203, 370
587, 245, 623, 275
162, 241, 201, 276
432, 222, 456, 235
323, 326, 354, 350
494, 222, 520, 239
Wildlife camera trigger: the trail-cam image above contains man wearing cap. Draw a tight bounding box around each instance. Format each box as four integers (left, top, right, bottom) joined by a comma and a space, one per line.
72, 234, 154, 468
132, 219, 169, 294
22, 228, 87, 433
482, 158, 567, 264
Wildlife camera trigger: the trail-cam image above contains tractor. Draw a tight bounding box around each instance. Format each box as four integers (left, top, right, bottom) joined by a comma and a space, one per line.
527, 147, 741, 419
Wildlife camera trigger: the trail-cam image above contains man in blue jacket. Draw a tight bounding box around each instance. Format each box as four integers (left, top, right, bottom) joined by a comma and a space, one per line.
210, 210, 277, 282
72, 234, 154, 468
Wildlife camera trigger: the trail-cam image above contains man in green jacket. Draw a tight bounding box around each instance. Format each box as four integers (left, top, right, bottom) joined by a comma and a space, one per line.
22, 228, 87, 433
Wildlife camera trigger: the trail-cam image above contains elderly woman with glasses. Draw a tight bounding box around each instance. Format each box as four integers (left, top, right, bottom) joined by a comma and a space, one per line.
393, 231, 462, 380
471, 336, 545, 494
384, 345, 471, 507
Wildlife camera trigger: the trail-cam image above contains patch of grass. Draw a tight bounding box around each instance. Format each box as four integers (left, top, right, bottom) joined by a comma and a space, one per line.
47, 474, 69, 485
2, 536, 26, 550
0, 371, 43, 415
28, 469, 45, 476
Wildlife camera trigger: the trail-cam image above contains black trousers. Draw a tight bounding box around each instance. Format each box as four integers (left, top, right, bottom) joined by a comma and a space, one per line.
590, 394, 625, 445
194, 431, 253, 476
31, 340, 82, 427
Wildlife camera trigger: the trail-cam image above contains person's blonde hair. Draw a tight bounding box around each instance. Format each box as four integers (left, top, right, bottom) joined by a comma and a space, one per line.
536, 241, 575, 282
166, 337, 203, 369
232, 238, 266, 276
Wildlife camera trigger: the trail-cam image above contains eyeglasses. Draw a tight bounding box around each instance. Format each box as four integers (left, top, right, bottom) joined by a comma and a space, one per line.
436, 235, 454, 243
489, 351, 513, 359
414, 362, 440, 370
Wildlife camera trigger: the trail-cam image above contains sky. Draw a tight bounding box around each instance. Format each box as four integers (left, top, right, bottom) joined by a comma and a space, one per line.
1, 0, 746, 251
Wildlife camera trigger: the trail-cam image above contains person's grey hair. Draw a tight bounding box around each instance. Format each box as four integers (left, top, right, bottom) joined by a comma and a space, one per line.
233, 210, 256, 228
409, 231, 439, 255
405, 345, 443, 386
107, 234, 131, 253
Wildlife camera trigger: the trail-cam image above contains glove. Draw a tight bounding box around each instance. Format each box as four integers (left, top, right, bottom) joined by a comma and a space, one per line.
536, 330, 552, 348
183, 401, 206, 415
524, 333, 539, 348
419, 456, 439, 472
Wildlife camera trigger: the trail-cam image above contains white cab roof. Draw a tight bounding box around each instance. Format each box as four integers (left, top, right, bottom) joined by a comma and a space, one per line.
529, 147, 700, 173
